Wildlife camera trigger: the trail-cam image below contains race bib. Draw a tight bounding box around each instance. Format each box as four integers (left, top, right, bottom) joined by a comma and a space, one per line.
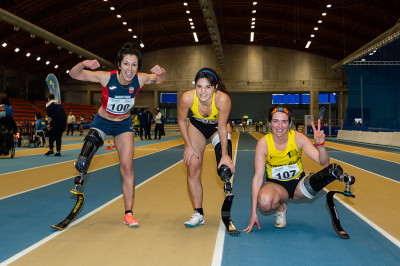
271, 164, 301, 180
106, 97, 135, 115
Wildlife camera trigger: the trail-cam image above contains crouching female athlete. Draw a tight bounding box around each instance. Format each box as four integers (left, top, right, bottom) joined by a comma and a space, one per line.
244, 105, 346, 233
178, 67, 235, 228
69, 43, 166, 227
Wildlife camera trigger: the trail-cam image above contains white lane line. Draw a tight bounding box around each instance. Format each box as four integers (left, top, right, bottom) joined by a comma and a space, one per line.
324, 188, 400, 248
0, 143, 182, 201
1, 160, 182, 266
212, 134, 240, 266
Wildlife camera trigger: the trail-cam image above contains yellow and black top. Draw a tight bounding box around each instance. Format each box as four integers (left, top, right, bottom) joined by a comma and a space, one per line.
265, 130, 303, 181
190, 90, 219, 124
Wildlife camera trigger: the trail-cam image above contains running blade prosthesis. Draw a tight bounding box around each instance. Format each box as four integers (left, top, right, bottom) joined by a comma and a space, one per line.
51, 176, 85, 230
221, 181, 240, 235
326, 173, 355, 239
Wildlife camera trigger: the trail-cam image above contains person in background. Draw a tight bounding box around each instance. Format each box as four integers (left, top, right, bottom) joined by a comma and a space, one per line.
33, 113, 46, 147
133, 113, 140, 135
138, 108, 146, 140
1, 97, 13, 117
154, 108, 163, 140
45, 94, 67, 156
144, 107, 153, 140
0, 104, 17, 154
66, 112, 76, 136
78, 115, 85, 135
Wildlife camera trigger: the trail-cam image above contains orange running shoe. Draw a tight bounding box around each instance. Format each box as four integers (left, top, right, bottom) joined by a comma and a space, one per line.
123, 213, 140, 227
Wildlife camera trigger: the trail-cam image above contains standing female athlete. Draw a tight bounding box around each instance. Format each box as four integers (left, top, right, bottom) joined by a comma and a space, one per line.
69, 43, 166, 227
178, 67, 235, 227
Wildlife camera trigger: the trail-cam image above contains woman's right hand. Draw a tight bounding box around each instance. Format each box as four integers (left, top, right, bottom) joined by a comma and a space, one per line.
82, 59, 100, 70
243, 213, 260, 233
183, 145, 199, 166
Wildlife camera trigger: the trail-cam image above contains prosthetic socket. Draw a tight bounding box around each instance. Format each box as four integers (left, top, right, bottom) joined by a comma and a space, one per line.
74, 129, 104, 176
300, 163, 343, 199
214, 138, 233, 192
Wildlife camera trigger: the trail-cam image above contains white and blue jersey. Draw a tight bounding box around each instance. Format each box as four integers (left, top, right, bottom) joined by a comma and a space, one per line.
101, 70, 141, 116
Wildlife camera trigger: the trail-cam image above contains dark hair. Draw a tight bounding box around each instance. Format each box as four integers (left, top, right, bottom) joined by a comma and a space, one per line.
194, 67, 228, 94
48, 94, 55, 100
117, 42, 142, 72
267, 104, 292, 124
35, 113, 41, 119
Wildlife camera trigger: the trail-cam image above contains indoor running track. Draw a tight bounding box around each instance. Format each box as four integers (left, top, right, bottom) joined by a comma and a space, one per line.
1, 131, 399, 265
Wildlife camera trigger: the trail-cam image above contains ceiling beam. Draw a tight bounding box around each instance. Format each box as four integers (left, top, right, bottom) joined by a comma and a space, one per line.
331, 21, 400, 71
198, 0, 225, 72
0, 8, 116, 69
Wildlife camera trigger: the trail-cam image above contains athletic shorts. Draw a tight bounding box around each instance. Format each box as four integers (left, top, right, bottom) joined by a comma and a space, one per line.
90, 114, 133, 137
190, 116, 218, 139
266, 172, 306, 198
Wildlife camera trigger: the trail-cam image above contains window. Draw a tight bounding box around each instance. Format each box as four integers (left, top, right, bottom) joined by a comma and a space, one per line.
160, 93, 177, 103
272, 93, 335, 104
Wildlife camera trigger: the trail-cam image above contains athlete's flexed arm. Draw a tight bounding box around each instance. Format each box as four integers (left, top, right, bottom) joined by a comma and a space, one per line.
243, 137, 269, 233
69, 60, 110, 86
138, 65, 167, 86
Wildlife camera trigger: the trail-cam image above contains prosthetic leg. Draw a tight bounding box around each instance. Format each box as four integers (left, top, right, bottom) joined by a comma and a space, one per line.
214, 136, 240, 235
52, 129, 104, 230
299, 163, 356, 239
326, 174, 355, 239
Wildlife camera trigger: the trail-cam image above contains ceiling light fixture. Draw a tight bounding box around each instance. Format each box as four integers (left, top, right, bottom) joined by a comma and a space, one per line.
305, 41, 311, 48
36, 57, 41, 61
2, 43, 7, 47
250, 32, 254, 42
55, 65, 58, 69
14, 48, 20, 52
193, 32, 198, 42
26, 52, 30, 57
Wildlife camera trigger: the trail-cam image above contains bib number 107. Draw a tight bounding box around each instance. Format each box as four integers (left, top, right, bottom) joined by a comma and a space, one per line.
271, 164, 300, 180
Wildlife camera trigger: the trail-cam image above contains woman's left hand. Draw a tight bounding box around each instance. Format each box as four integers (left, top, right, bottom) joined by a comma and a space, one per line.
150, 65, 166, 76
311, 119, 325, 145
218, 155, 235, 174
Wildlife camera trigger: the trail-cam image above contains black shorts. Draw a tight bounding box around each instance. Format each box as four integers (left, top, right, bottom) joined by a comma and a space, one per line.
189, 116, 218, 139
266, 172, 306, 198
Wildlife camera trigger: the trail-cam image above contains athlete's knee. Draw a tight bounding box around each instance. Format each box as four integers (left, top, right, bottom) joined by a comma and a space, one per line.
257, 193, 274, 212
74, 129, 105, 174
300, 163, 343, 199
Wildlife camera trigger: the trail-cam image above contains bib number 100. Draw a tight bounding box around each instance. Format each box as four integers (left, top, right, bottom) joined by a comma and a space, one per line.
109, 104, 130, 112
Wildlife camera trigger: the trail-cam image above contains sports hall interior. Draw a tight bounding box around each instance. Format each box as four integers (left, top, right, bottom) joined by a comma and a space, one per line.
1, 1, 400, 265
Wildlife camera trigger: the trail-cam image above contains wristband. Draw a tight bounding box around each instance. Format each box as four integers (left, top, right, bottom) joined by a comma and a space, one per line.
315, 141, 325, 146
